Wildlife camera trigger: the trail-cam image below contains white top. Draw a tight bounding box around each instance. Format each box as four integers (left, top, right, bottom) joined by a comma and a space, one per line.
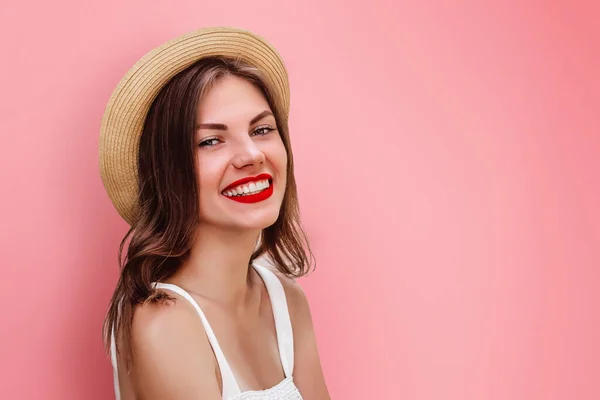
110, 262, 303, 400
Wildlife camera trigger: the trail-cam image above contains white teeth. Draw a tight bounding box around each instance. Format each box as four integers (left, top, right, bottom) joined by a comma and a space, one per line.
223, 179, 271, 197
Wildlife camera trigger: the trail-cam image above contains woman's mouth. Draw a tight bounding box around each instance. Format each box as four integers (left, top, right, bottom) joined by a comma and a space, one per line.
221, 174, 274, 203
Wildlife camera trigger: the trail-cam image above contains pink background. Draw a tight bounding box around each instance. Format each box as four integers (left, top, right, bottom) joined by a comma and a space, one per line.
1, 1, 599, 399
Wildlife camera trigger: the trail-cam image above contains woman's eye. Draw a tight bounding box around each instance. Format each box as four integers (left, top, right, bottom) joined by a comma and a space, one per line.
199, 138, 221, 148
252, 126, 275, 136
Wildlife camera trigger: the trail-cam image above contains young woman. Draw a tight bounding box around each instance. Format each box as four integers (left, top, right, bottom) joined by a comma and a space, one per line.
99, 27, 330, 399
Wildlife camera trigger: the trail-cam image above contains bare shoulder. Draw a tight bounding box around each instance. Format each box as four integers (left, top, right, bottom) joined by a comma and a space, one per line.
263, 265, 312, 324
128, 290, 221, 399
131, 293, 208, 356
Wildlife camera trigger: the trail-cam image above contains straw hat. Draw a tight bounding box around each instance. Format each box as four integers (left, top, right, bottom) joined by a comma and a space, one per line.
99, 26, 290, 225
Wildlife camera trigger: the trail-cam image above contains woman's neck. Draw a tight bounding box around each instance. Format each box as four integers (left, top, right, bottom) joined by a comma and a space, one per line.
170, 224, 261, 307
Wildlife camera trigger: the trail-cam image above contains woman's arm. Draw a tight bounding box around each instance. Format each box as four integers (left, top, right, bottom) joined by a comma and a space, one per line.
128, 298, 222, 399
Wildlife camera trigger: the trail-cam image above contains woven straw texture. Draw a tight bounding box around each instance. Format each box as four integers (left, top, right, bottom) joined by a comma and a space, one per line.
99, 27, 290, 225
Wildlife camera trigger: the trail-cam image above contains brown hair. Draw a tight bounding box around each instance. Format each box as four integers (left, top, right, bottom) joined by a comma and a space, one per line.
102, 56, 314, 369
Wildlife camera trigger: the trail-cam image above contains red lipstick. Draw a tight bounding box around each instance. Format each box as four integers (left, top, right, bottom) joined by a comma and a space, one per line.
222, 173, 273, 204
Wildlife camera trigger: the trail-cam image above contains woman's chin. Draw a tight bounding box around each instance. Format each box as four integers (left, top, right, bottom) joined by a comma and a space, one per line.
231, 214, 279, 231
200, 212, 279, 232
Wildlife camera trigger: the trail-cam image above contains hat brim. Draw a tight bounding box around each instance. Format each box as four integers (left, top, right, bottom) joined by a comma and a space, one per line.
99, 27, 290, 225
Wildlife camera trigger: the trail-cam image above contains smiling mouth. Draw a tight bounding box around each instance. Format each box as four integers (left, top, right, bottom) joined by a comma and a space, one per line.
221, 178, 271, 197
221, 173, 274, 204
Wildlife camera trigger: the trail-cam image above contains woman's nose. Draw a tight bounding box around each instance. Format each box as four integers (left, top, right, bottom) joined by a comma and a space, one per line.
232, 136, 266, 169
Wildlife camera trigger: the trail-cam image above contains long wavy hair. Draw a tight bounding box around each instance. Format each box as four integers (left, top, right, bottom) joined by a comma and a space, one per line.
102, 56, 314, 369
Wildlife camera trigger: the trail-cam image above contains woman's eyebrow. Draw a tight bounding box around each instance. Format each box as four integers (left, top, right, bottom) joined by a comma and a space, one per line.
196, 110, 274, 130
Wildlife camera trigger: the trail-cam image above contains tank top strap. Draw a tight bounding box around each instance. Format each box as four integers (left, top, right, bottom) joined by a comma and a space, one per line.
152, 282, 242, 398
110, 326, 121, 400
251, 262, 295, 378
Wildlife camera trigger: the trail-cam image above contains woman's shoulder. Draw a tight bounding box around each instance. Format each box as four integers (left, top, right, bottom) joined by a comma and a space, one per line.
128, 291, 222, 397
130, 289, 215, 362
132, 290, 205, 344
255, 261, 314, 334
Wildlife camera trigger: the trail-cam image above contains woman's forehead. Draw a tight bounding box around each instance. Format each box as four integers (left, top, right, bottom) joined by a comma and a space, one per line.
197, 79, 273, 125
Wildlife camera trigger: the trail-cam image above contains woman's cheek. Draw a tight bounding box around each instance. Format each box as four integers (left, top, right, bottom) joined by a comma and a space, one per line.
268, 139, 288, 171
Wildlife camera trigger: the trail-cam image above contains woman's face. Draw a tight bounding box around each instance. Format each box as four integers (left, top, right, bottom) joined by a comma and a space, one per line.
194, 74, 288, 231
